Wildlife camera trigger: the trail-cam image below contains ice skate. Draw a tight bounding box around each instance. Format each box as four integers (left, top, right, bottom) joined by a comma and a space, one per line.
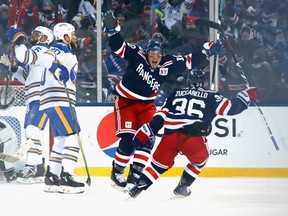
59, 167, 85, 194
128, 179, 147, 198
43, 166, 60, 193
172, 182, 191, 199
17, 158, 45, 184
33, 159, 46, 183
125, 166, 141, 191
3, 168, 17, 183
111, 161, 127, 192
16, 165, 37, 184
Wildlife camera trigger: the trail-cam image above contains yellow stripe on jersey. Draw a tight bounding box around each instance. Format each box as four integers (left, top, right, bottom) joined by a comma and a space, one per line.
24, 91, 41, 101
54, 106, 73, 134
31, 49, 37, 64
23, 49, 29, 64
44, 50, 56, 59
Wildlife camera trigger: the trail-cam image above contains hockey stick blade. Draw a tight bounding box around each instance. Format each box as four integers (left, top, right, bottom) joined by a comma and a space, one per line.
0, 139, 34, 163
195, 19, 223, 31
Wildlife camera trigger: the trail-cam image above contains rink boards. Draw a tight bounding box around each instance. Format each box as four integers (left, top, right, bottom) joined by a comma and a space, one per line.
1, 105, 288, 177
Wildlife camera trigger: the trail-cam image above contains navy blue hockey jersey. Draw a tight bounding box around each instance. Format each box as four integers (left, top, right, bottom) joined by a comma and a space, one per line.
150, 86, 249, 134
108, 33, 192, 101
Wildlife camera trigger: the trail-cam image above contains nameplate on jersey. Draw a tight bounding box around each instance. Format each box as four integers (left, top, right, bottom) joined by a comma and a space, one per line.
159, 68, 168, 76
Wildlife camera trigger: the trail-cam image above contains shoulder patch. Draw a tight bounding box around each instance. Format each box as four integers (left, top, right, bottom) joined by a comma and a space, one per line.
159, 68, 168, 76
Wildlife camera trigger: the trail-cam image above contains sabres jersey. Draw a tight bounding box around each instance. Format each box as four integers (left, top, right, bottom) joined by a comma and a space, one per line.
14, 43, 50, 105
39, 43, 78, 110
108, 33, 192, 101
152, 86, 249, 133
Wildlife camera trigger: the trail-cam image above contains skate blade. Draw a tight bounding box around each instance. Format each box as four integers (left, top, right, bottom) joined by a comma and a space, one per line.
17, 177, 34, 184
58, 186, 85, 194
33, 176, 45, 184
124, 183, 136, 192
43, 185, 60, 193
111, 181, 127, 193
170, 192, 190, 200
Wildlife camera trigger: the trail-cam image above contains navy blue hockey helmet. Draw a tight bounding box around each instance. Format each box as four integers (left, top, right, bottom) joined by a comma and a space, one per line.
187, 68, 205, 87
146, 39, 164, 54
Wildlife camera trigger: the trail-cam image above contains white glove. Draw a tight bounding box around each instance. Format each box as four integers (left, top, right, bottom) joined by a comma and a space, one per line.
0, 54, 11, 66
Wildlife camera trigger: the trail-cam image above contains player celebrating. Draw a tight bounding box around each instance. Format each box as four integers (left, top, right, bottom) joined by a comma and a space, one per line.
128, 69, 259, 198
102, 10, 209, 192
39, 22, 85, 194
4, 26, 55, 184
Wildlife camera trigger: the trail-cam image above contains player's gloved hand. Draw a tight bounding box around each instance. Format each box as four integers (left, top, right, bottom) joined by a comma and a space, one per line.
49, 61, 69, 83
102, 10, 121, 36
0, 54, 18, 72
8, 27, 27, 45
133, 123, 155, 149
10, 58, 19, 73
202, 40, 223, 58
58, 65, 69, 83
237, 87, 259, 105
0, 54, 11, 66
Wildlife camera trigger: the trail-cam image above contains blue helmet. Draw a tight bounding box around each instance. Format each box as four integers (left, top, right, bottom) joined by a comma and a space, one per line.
187, 69, 205, 88
146, 39, 163, 54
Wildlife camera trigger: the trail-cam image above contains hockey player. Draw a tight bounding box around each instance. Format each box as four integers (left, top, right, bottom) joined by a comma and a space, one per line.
4, 26, 55, 184
39, 22, 86, 194
128, 69, 259, 198
102, 10, 210, 192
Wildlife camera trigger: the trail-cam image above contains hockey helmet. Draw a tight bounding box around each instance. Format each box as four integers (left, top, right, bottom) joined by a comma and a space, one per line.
32, 26, 54, 45
146, 39, 164, 54
53, 22, 75, 43
187, 68, 205, 88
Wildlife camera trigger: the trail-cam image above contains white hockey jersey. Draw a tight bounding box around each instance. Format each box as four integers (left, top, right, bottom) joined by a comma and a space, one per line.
39, 43, 78, 110
14, 43, 50, 105
159, 0, 194, 30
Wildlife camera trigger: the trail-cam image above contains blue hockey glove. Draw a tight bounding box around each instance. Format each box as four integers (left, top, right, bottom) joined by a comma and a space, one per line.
102, 10, 121, 36
133, 124, 155, 150
8, 27, 27, 45
58, 65, 69, 83
49, 61, 69, 83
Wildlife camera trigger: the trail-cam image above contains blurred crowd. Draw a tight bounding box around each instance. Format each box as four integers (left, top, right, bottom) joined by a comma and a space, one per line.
0, 0, 287, 104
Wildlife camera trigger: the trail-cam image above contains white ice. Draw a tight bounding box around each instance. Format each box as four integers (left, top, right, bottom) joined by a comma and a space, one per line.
1, 176, 287, 216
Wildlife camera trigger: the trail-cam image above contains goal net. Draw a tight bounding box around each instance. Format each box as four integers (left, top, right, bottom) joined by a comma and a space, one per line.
0, 80, 26, 146
0, 80, 26, 180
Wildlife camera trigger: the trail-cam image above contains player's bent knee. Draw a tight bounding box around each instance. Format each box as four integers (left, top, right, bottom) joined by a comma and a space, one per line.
25, 125, 41, 140
118, 133, 134, 156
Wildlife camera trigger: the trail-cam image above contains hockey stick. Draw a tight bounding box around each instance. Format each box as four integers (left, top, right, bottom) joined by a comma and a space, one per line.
211, 0, 223, 86
211, 33, 220, 86
196, 18, 280, 150
0, 83, 15, 109
0, 139, 34, 163
63, 82, 91, 186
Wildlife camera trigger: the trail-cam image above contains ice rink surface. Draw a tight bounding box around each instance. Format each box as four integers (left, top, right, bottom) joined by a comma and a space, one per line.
1, 176, 287, 216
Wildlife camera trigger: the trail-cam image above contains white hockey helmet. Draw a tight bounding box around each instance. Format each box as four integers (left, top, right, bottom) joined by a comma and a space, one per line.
32, 26, 54, 45
53, 22, 75, 43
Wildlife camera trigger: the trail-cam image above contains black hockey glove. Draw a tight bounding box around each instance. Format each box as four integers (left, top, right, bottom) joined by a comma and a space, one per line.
102, 10, 121, 36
